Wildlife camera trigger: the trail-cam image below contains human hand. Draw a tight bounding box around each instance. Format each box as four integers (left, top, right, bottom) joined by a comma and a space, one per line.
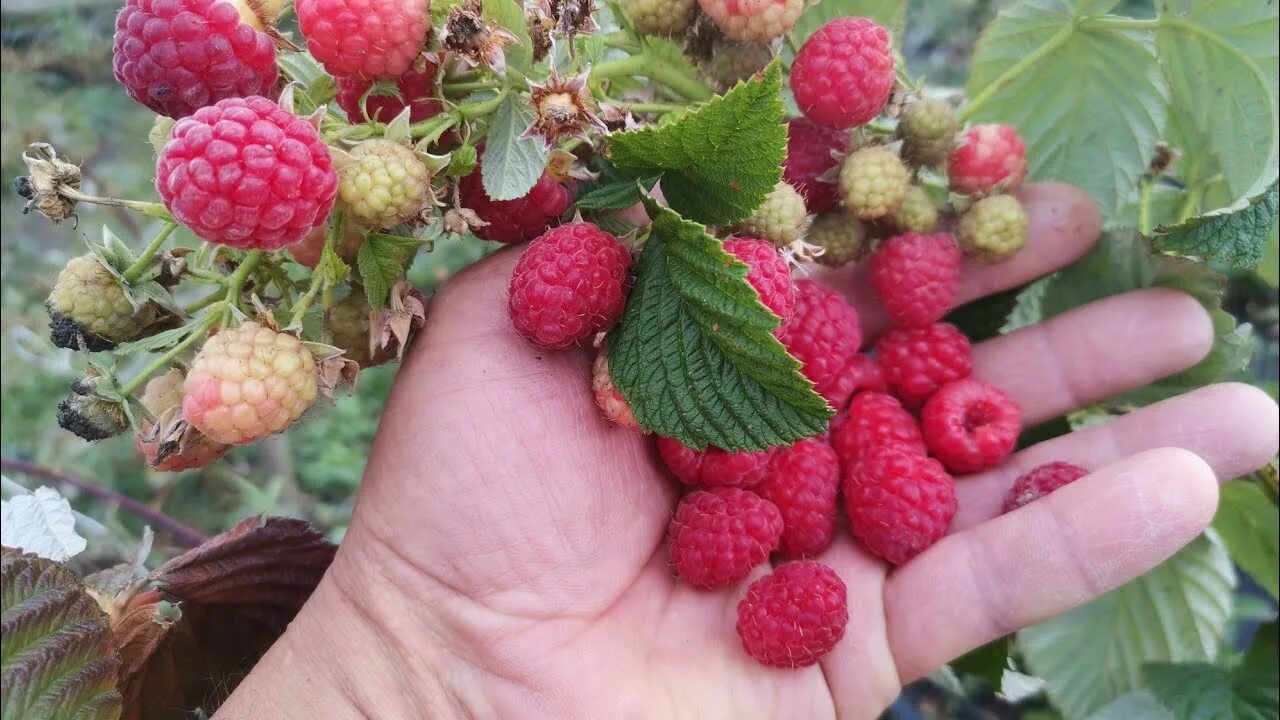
215, 183, 1280, 720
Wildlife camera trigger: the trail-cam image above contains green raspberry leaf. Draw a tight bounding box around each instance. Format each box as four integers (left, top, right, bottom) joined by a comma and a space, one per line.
447, 144, 479, 178
607, 203, 831, 451
358, 233, 428, 309
1, 549, 122, 720
574, 175, 660, 211
605, 63, 786, 226
1144, 642, 1279, 720
1152, 182, 1279, 268
481, 96, 548, 202
1213, 478, 1280, 600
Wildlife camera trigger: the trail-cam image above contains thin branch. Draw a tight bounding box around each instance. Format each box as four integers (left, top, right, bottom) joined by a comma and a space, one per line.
1, 457, 208, 548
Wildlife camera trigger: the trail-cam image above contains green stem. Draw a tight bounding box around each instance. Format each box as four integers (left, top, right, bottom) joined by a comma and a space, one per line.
443, 79, 503, 94
1137, 179, 1153, 235
289, 266, 325, 327
1176, 183, 1202, 223
960, 23, 1075, 122
183, 288, 225, 315
224, 250, 263, 308
119, 307, 224, 396
592, 54, 712, 102
121, 222, 177, 283
615, 101, 685, 114
57, 186, 173, 221
457, 92, 508, 119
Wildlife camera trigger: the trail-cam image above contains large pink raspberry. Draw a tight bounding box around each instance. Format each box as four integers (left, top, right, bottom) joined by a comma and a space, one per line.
668, 487, 783, 589
296, 0, 430, 79
698, 0, 804, 43
831, 391, 925, 472
736, 561, 848, 667
155, 96, 338, 250
783, 119, 850, 213
790, 17, 895, 129
844, 444, 956, 565
335, 58, 442, 123
777, 279, 863, 405
459, 168, 573, 244
948, 124, 1028, 196
183, 322, 319, 445
656, 436, 774, 488
869, 233, 962, 328
875, 323, 973, 409
1003, 461, 1088, 512
755, 439, 839, 557
723, 237, 795, 321
507, 223, 632, 348
921, 378, 1021, 474
113, 0, 278, 119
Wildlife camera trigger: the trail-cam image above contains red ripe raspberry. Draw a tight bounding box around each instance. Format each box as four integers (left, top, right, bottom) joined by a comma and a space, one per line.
668, 487, 782, 589
296, 0, 429, 79
826, 353, 887, 415
656, 436, 774, 488
830, 391, 924, 471
335, 59, 443, 124
113, 0, 278, 119
1003, 461, 1088, 513
783, 119, 850, 213
736, 561, 847, 667
845, 444, 956, 564
790, 17, 894, 129
723, 237, 795, 321
777, 279, 863, 405
755, 439, 839, 557
459, 169, 573, 244
948, 124, 1028, 196
875, 323, 973, 409
507, 223, 631, 348
869, 233, 962, 328
921, 378, 1022, 474
155, 96, 338, 250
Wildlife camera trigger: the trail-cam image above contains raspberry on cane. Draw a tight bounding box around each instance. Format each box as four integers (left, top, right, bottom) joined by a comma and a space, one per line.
839, 146, 910, 220
897, 97, 958, 168
183, 321, 319, 445
783, 118, 850, 214
668, 487, 782, 588
808, 212, 868, 267
699, 35, 773, 91
296, 0, 430, 79
155, 96, 338, 250
825, 353, 887, 414
957, 194, 1029, 262
1003, 461, 1089, 512
723, 237, 795, 321
756, 439, 839, 557
329, 292, 392, 368
135, 369, 229, 471
655, 436, 774, 488
113, 0, 278, 119
844, 444, 956, 565
698, 0, 804, 43
733, 182, 810, 247
948, 124, 1028, 196
777, 280, 863, 406
869, 232, 962, 328
337, 139, 432, 229
46, 254, 156, 352
791, 17, 894, 129
892, 185, 940, 233
335, 59, 443, 124
830, 391, 924, 471
875, 323, 973, 409
622, 0, 697, 36
736, 561, 848, 667
507, 223, 632, 348
921, 378, 1022, 474
458, 167, 573, 244
592, 350, 640, 430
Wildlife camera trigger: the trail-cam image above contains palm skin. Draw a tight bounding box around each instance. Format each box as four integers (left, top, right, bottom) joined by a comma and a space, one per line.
215, 184, 1280, 720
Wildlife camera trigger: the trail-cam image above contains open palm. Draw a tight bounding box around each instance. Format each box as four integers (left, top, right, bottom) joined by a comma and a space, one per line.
218, 183, 1279, 720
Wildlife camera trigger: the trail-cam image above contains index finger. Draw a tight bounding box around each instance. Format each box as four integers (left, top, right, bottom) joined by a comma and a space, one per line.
810, 182, 1103, 341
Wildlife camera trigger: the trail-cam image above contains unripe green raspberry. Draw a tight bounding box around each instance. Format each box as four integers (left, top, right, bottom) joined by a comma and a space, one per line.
838, 146, 909, 220
329, 292, 392, 368
892, 185, 939, 233
957, 194, 1029, 262
702, 39, 773, 91
897, 98, 958, 168
46, 254, 155, 351
735, 181, 810, 247
621, 0, 697, 36
808, 212, 868, 267
337, 139, 431, 229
